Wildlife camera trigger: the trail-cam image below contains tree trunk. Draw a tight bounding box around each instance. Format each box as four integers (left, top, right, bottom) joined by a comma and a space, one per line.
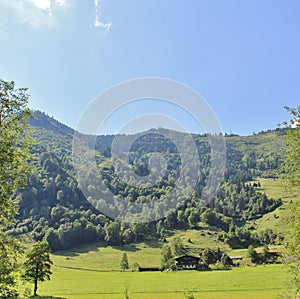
34, 278, 38, 296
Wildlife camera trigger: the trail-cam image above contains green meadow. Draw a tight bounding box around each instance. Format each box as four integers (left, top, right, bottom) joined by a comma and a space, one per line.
250, 178, 298, 234
21, 265, 287, 299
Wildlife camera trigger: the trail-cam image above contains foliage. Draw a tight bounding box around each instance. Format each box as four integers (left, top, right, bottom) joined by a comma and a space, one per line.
0, 79, 33, 297
0, 79, 33, 227
22, 241, 53, 296
0, 234, 24, 298
247, 245, 259, 263
221, 253, 233, 267
283, 201, 300, 297
170, 236, 186, 256
281, 106, 300, 297
161, 245, 175, 270
281, 106, 300, 190
120, 252, 129, 271
199, 248, 223, 265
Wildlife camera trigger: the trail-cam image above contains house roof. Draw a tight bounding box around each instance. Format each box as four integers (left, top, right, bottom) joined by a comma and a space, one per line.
174, 255, 200, 262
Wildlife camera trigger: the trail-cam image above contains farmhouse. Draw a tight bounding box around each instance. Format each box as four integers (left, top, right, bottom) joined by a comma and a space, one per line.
174, 255, 200, 270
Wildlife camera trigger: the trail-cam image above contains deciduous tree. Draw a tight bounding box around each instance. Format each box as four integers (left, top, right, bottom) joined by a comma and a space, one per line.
22, 241, 53, 296
0, 79, 33, 297
281, 106, 300, 297
0, 79, 33, 227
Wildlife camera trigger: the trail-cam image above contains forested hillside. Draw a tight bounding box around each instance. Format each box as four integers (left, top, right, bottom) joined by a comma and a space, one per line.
10, 111, 286, 251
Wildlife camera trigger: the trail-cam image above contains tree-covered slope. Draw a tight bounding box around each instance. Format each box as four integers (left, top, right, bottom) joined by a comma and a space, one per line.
10, 111, 286, 251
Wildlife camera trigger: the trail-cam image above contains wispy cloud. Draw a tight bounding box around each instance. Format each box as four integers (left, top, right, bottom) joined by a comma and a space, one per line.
0, 0, 112, 32
0, 0, 55, 27
55, 0, 67, 7
93, 0, 112, 33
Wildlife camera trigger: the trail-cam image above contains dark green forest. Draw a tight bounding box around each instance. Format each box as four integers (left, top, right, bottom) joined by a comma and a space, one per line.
9, 111, 286, 251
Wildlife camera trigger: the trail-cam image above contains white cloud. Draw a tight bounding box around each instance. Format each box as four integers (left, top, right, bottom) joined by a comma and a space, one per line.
93, 0, 112, 32
28, 0, 68, 15
0, 0, 55, 27
29, 0, 51, 11
94, 20, 112, 32
0, 0, 112, 32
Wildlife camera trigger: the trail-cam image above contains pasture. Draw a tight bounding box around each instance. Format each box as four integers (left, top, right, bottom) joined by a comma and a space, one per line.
21, 264, 287, 299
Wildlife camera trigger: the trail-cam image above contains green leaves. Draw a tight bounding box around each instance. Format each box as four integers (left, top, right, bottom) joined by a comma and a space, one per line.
22, 241, 53, 296
0, 233, 24, 298
0, 79, 33, 228
120, 252, 129, 271
281, 106, 300, 296
0, 78, 33, 296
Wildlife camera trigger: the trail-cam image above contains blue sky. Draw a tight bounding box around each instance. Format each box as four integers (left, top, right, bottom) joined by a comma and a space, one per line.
0, 0, 300, 135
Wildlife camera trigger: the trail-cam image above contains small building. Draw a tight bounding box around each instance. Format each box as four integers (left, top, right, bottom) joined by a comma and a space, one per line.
174, 255, 200, 270
138, 267, 160, 272
230, 256, 243, 261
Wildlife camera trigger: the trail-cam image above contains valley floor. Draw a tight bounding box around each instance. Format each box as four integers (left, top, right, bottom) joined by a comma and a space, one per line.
22, 264, 287, 299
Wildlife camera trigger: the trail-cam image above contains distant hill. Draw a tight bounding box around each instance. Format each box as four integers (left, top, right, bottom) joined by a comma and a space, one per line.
9, 111, 287, 251
29, 110, 75, 137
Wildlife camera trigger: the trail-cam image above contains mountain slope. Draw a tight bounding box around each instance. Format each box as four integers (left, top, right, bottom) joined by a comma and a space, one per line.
10, 111, 287, 251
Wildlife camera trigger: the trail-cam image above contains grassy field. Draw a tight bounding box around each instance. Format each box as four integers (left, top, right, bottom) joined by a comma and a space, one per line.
250, 178, 298, 234
22, 265, 287, 299
255, 178, 298, 201
50, 228, 231, 271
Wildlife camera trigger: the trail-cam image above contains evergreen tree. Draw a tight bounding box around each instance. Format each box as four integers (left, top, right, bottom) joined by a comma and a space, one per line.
161, 245, 175, 270
170, 236, 186, 256
120, 252, 129, 271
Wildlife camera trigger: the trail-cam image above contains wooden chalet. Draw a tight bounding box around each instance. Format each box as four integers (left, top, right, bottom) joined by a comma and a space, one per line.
174, 255, 200, 270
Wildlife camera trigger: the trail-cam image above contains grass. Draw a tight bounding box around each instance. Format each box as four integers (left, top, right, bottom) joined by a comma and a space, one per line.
51, 229, 230, 271
254, 178, 298, 201
21, 264, 287, 299
51, 241, 163, 271
249, 178, 298, 234
169, 228, 231, 254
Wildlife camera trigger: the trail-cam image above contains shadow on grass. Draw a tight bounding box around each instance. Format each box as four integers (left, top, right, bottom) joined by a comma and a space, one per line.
115, 244, 140, 252
143, 239, 163, 249
53, 241, 107, 257
29, 296, 66, 299
52, 239, 163, 258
